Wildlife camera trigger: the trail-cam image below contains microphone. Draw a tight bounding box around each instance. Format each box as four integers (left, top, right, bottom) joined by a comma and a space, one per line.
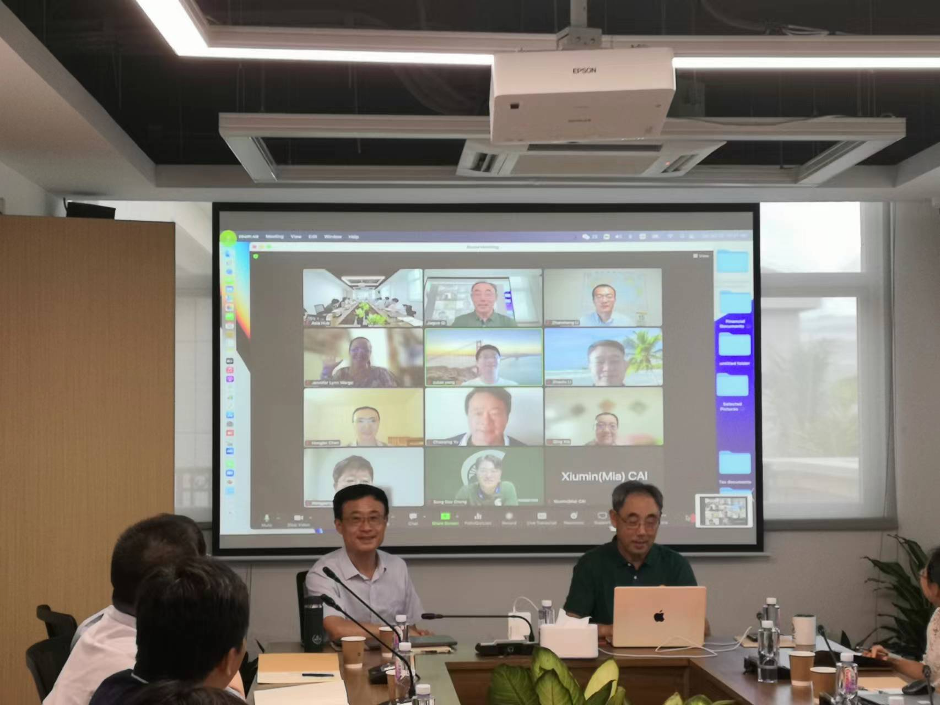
817, 625, 839, 667
421, 612, 535, 642
319, 594, 415, 701
321, 566, 402, 637
923, 664, 934, 703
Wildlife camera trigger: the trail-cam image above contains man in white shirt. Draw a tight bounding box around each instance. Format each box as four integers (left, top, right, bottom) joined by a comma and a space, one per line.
579, 284, 635, 326
306, 485, 427, 641
45, 514, 244, 704
463, 345, 518, 387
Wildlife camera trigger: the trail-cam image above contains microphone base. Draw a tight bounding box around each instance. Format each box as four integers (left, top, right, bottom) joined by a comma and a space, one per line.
475, 640, 538, 657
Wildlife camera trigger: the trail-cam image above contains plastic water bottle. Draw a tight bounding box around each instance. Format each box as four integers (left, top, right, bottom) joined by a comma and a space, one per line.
396, 613, 409, 644
538, 600, 555, 634
396, 642, 415, 699
413, 683, 434, 705
835, 652, 858, 704
761, 597, 781, 661
757, 620, 778, 683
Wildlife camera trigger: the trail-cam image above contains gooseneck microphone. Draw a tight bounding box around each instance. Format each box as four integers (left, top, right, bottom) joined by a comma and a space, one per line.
321, 566, 402, 636
923, 664, 934, 704
319, 594, 415, 701
817, 625, 839, 667
421, 612, 535, 642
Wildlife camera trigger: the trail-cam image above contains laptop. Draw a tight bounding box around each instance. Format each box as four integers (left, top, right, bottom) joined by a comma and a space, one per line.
610, 586, 707, 648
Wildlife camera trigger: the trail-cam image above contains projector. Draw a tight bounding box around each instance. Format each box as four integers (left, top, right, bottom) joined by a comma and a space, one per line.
490, 47, 675, 144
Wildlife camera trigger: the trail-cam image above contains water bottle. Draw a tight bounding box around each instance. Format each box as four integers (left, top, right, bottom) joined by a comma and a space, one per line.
761, 597, 781, 662
538, 599, 555, 637
835, 652, 858, 704
757, 620, 778, 684
396, 613, 409, 644
413, 683, 434, 705
302, 596, 324, 653
396, 642, 415, 699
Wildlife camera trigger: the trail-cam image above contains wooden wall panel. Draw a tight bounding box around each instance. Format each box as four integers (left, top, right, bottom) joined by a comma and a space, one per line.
0, 215, 175, 704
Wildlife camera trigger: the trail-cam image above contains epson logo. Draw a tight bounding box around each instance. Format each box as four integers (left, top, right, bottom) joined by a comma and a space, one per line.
572, 67, 597, 74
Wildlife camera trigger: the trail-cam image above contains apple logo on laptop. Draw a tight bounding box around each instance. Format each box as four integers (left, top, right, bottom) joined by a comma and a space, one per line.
654, 611, 665, 623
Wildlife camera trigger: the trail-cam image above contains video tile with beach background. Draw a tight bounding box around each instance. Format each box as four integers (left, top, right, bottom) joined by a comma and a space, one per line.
544, 328, 663, 387
424, 328, 543, 386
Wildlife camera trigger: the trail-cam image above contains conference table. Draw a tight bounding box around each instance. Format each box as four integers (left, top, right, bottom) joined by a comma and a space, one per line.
249, 638, 907, 705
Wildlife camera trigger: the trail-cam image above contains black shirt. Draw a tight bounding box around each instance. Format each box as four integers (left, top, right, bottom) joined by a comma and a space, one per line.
90, 669, 148, 704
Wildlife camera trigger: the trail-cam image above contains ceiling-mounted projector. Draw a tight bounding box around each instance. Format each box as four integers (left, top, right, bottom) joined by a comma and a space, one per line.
490, 47, 676, 144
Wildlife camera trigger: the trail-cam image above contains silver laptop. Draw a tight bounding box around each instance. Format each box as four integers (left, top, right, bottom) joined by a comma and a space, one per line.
610, 586, 707, 648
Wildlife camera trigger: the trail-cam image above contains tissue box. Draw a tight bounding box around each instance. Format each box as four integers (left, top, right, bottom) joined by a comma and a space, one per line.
538, 623, 599, 659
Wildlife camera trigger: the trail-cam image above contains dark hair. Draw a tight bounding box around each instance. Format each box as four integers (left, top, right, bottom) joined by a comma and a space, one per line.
926, 547, 940, 586
588, 340, 626, 357
471, 281, 498, 295
473, 454, 504, 473
333, 484, 389, 521
348, 337, 371, 352
135, 557, 249, 683
392, 298, 399, 303
332, 455, 374, 484
110, 514, 206, 612
351, 406, 380, 422
128, 681, 245, 705
592, 284, 616, 298
464, 387, 512, 415
476, 344, 501, 360
612, 481, 664, 514
595, 412, 619, 426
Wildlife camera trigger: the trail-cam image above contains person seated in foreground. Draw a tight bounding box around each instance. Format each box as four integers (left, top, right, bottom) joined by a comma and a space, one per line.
563, 481, 705, 641
865, 547, 939, 685
306, 484, 428, 641
91, 556, 249, 704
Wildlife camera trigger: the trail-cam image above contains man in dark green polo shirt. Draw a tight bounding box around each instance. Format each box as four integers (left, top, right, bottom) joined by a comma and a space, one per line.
451, 281, 517, 327
563, 481, 698, 640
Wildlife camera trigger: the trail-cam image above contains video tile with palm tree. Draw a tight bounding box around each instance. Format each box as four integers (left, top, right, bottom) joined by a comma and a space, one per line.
544, 328, 663, 387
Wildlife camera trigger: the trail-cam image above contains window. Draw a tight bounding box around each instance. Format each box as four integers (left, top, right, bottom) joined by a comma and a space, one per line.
760, 203, 892, 525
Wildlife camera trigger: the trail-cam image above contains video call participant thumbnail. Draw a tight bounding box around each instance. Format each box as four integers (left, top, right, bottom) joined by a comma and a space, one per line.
544, 388, 663, 447
543, 269, 663, 327
304, 389, 424, 447
303, 448, 425, 508
452, 281, 517, 328
426, 387, 544, 447
581, 284, 634, 327
544, 329, 663, 387
320, 337, 399, 387
425, 447, 545, 507
543, 448, 664, 509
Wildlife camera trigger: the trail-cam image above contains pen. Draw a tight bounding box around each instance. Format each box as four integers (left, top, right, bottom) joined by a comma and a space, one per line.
302, 672, 336, 677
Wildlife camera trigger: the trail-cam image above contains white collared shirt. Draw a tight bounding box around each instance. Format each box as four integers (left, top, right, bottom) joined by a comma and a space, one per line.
463, 376, 518, 386
306, 547, 423, 627
45, 605, 137, 705
457, 432, 511, 446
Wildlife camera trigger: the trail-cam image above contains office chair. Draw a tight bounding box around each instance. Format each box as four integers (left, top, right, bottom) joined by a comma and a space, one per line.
296, 570, 307, 643
36, 604, 78, 641
26, 635, 72, 701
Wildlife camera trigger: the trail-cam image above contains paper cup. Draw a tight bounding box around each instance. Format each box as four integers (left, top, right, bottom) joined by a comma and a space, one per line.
789, 651, 815, 686
341, 635, 367, 668
810, 666, 836, 698
385, 667, 398, 703
379, 626, 395, 660
792, 614, 817, 647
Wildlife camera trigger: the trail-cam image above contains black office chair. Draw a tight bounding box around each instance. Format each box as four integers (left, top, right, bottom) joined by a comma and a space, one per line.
26, 634, 72, 701
36, 604, 78, 641
296, 570, 307, 643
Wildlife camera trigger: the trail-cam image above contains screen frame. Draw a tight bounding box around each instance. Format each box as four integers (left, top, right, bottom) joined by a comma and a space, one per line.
211, 202, 763, 558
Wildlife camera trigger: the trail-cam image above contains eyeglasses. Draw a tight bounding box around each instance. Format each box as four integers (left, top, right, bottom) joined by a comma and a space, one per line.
594, 422, 618, 431
616, 514, 661, 530
344, 514, 386, 528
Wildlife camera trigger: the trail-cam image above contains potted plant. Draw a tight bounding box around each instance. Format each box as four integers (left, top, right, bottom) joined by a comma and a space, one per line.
354, 304, 369, 325
487, 646, 733, 705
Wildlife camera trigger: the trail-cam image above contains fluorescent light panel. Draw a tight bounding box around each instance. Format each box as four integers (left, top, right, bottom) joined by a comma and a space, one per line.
136, 0, 940, 70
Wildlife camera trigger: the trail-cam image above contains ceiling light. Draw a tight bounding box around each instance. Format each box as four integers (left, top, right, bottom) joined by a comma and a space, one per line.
674, 57, 941, 70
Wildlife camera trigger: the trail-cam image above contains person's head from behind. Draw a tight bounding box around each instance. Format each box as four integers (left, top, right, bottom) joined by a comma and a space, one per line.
333, 455, 375, 491
592, 284, 617, 319
348, 337, 373, 367
111, 514, 206, 615
920, 547, 940, 606
128, 681, 245, 705
333, 484, 389, 554
593, 413, 619, 446
588, 340, 627, 386
351, 406, 381, 444
135, 557, 249, 689
472, 454, 504, 497
464, 387, 512, 445
475, 345, 502, 383
470, 281, 498, 318
610, 481, 663, 559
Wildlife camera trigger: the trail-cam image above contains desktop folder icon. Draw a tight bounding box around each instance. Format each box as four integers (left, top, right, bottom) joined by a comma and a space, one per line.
719, 451, 752, 475
716, 373, 749, 397
718, 332, 751, 356
716, 250, 749, 273
719, 291, 751, 315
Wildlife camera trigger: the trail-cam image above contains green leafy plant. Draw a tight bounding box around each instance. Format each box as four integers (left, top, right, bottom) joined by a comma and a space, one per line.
486, 647, 733, 705
366, 314, 388, 326
624, 330, 663, 374
863, 534, 934, 659
355, 304, 369, 318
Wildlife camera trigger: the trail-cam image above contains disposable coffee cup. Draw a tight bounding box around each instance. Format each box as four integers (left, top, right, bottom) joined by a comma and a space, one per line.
810, 666, 836, 697
789, 651, 815, 686
379, 626, 394, 660
792, 614, 817, 647
384, 667, 397, 703
341, 635, 367, 668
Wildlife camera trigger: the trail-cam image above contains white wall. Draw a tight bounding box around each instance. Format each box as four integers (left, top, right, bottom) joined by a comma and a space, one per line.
160, 200, 938, 652
0, 157, 57, 216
